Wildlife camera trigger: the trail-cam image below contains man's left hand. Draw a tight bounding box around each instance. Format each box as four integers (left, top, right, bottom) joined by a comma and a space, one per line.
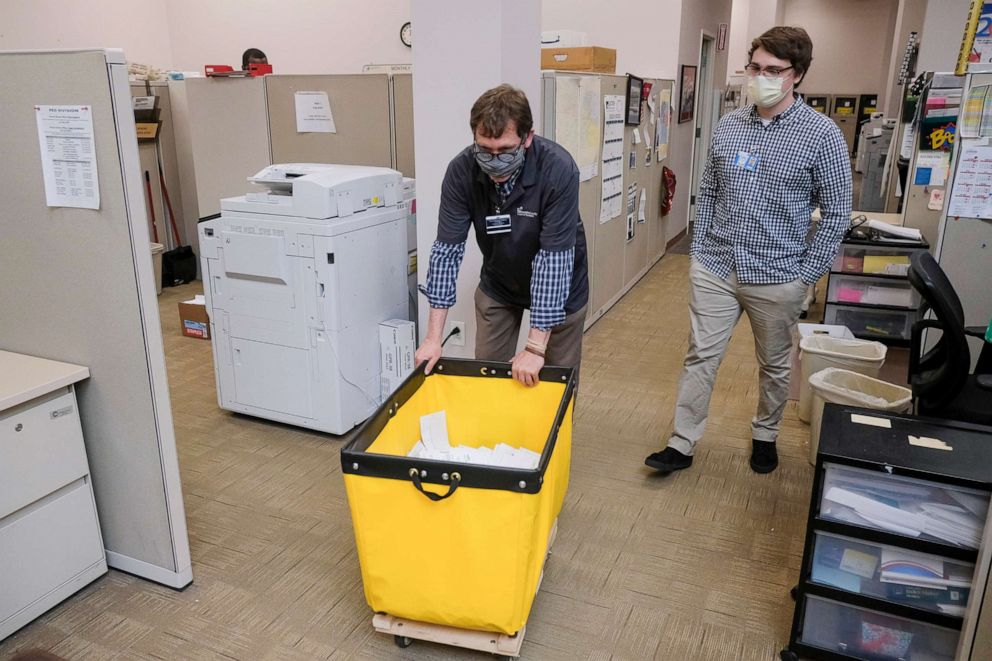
511, 350, 544, 387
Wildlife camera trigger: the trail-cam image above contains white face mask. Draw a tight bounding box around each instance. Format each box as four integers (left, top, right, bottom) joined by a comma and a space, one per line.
748, 74, 792, 109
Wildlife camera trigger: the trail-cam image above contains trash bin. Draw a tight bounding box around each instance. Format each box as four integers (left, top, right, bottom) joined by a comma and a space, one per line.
808, 367, 912, 464
341, 358, 575, 636
798, 335, 886, 423
150, 243, 165, 295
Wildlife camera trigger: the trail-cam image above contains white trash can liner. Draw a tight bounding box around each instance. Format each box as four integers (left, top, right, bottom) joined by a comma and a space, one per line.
807, 367, 911, 464
798, 336, 886, 423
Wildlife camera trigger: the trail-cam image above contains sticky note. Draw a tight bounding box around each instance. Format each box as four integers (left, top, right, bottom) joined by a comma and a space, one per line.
851, 414, 891, 429
909, 435, 953, 451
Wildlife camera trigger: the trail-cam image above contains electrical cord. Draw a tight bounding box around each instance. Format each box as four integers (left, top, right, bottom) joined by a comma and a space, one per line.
441, 325, 461, 347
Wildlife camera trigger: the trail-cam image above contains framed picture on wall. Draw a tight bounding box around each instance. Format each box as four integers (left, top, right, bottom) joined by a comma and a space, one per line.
678, 65, 697, 124
625, 74, 644, 125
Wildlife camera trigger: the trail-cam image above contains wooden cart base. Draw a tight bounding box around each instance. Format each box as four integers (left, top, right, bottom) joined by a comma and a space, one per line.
370, 519, 558, 658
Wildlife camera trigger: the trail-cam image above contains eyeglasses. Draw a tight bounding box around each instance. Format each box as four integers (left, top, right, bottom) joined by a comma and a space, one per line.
744, 63, 794, 77
473, 141, 525, 163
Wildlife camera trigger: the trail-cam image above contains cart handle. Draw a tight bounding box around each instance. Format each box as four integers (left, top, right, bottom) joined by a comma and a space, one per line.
409, 468, 461, 501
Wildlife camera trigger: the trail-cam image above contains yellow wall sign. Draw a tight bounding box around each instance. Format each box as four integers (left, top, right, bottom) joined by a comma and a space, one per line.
135, 122, 160, 140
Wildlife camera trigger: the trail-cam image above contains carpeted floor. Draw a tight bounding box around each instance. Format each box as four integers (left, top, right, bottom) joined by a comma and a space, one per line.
2, 253, 834, 660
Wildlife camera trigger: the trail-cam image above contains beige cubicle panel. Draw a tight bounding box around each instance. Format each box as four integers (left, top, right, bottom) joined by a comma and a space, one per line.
542, 72, 673, 328
0, 49, 191, 588
131, 82, 186, 246
266, 74, 393, 168
169, 76, 271, 263
392, 73, 416, 177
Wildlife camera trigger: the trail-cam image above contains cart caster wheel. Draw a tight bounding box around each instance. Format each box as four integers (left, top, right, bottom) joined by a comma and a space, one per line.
780, 649, 799, 661
790, 586, 798, 601
394, 635, 413, 648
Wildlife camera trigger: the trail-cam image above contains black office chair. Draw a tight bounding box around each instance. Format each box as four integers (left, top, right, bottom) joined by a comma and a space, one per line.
907, 251, 992, 425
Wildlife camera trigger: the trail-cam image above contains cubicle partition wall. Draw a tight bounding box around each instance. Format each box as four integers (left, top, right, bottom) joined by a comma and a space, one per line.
391, 74, 416, 178
542, 72, 674, 327
934, 70, 992, 372
0, 49, 192, 588
168, 77, 271, 262
266, 74, 393, 168
168, 73, 416, 274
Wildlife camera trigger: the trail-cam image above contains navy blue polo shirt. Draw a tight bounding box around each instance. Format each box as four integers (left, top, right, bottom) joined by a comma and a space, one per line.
436, 134, 589, 315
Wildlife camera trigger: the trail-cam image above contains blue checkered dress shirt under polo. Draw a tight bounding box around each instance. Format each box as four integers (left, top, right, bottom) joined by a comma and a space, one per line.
422, 164, 574, 331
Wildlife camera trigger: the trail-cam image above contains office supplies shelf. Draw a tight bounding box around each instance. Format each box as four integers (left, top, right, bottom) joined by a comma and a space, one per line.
781, 405, 992, 661
824, 237, 929, 344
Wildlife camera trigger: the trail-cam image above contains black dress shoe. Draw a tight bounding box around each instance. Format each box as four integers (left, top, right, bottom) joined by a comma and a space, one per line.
644, 447, 693, 473
750, 439, 778, 474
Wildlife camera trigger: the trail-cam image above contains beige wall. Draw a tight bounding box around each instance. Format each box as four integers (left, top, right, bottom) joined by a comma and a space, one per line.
669, 0, 735, 243
882, 0, 928, 117
2, 0, 174, 66
542, 0, 682, 79
781, 0, 899, 101
917, 0, 972, 73
163, 0, 413, 74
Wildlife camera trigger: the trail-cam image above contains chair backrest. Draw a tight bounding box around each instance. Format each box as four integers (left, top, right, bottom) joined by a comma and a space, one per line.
907, 251, 972, 409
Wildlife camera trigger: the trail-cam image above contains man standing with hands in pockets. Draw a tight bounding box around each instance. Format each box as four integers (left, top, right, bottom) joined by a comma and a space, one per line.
645, 26, 852, 475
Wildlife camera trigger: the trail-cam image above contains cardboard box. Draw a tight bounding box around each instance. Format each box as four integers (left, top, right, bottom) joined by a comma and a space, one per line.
379, 319, 416, 400
178, 298, 210, 340
541, 46, 616, 73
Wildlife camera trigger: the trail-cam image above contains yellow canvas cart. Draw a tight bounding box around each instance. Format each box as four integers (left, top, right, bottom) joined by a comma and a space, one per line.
341, 358, 575, 657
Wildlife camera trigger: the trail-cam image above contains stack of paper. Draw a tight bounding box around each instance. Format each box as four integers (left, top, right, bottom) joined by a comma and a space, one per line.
408, 410, 541, 469
880, 548, 972, 589
866, 219, 924, 242
821, 469, 987, 548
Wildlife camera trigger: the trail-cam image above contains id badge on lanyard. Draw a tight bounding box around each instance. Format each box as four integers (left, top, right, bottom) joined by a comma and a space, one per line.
485, 213, 512, 234
734, 151, 760, 172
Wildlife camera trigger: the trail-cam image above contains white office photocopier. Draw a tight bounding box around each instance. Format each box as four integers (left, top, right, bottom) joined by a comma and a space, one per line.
198, 163, 410, 434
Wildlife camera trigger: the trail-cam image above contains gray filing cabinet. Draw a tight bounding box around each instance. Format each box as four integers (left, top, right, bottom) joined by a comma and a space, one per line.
0, 351, 107, 640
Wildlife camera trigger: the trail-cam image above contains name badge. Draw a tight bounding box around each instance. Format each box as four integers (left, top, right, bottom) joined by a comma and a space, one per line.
734, 151, 760, 171
485, 213, 512, 234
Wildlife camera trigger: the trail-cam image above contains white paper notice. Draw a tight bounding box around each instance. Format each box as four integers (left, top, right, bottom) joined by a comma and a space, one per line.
638, 187, 647, 222
947, 141, 992, 219
656, 89, 672, 161
601, 95, 625, 223
577, 76, 602, 181
35, 105, 100, 210
295, 91, 336, 133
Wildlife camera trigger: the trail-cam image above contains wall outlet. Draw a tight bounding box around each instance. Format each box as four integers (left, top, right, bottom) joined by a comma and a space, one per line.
445, 320, 466, 347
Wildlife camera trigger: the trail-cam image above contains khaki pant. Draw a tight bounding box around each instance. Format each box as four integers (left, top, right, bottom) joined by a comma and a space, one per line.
667, 260, 807, 455
473, 287, 585, 374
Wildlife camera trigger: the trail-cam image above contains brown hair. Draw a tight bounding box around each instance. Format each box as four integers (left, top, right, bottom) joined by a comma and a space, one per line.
748, 26, 813, 86
470, 84, 533, 139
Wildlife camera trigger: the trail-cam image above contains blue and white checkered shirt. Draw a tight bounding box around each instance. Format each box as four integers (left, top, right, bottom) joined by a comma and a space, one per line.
423, 242, 574, 330
422, 164, 575, 331
691, 96, 852, 285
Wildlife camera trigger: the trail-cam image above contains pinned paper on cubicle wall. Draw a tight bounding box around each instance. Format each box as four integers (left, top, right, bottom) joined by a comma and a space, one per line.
294, 91, 336, 133
35, 104, 100, 210
637, 187, 647, 222
928, 188, 945, 210
600, 94, 625, 222
947, 138, 992, 219
914, 151, 950, 187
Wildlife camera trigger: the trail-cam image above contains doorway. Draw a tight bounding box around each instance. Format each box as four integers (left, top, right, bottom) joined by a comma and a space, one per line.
688, 32, 717, 236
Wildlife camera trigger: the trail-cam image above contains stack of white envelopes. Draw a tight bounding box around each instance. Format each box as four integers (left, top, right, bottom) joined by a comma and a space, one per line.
408, 410, 541, 469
